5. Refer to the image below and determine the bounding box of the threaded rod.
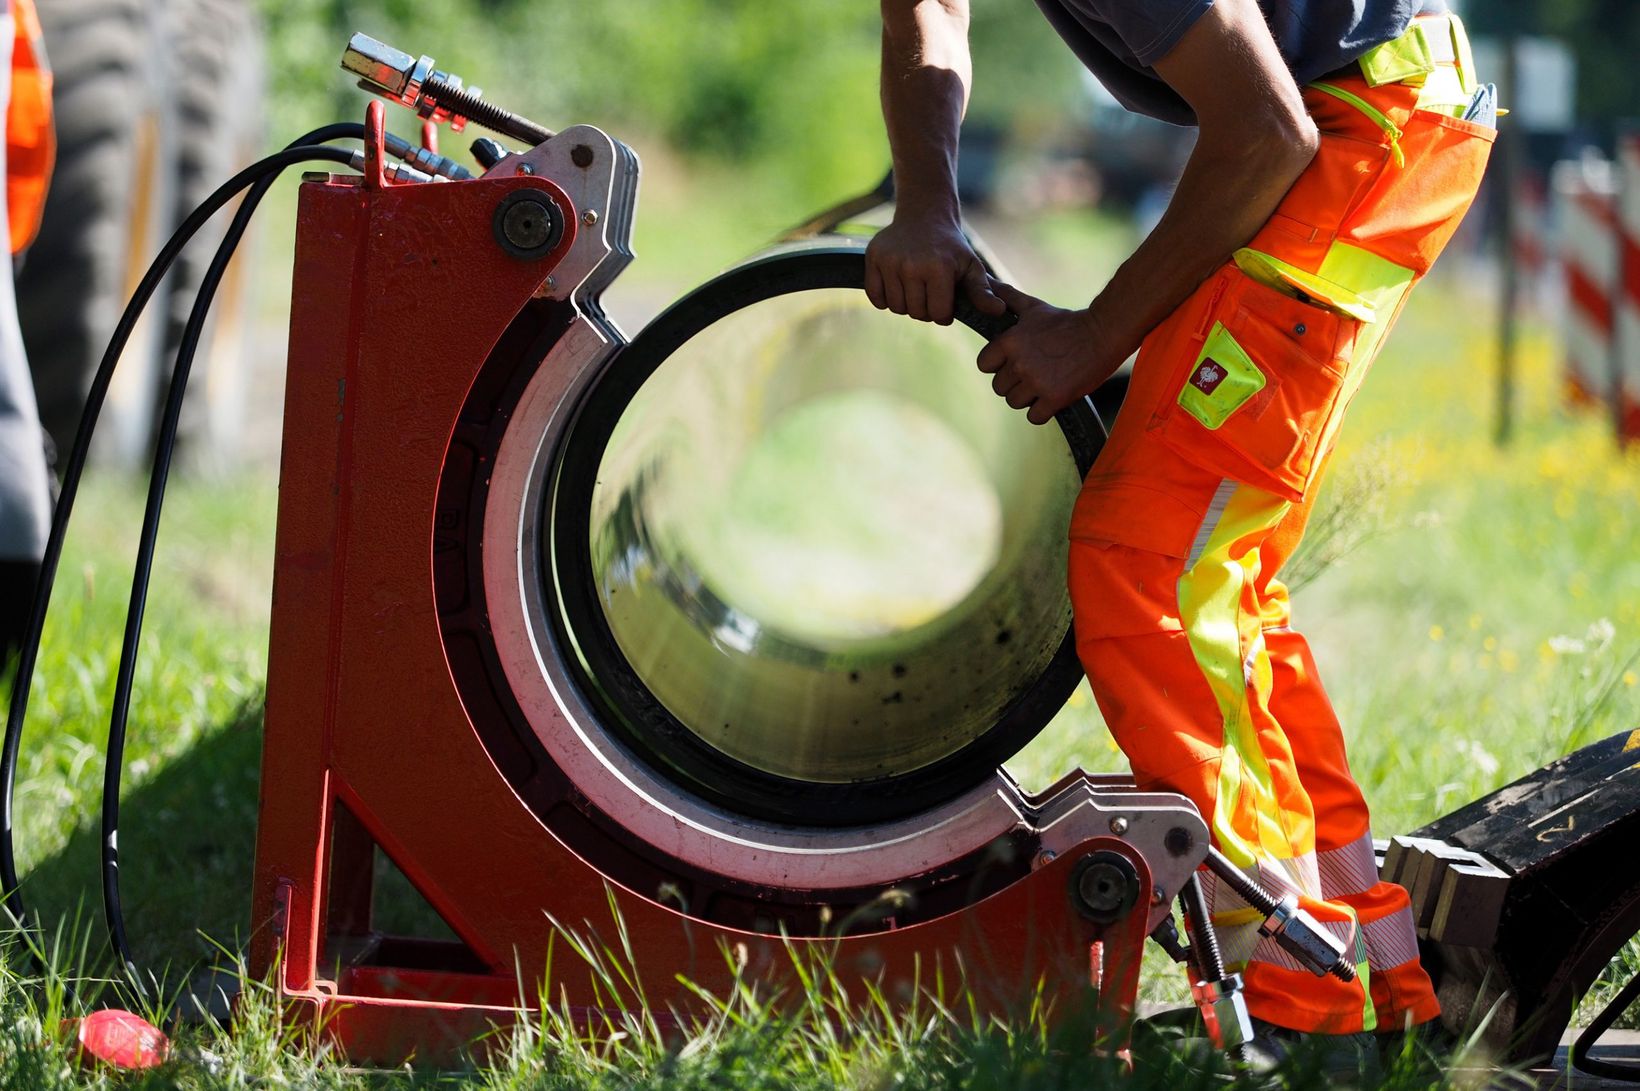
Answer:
[422,77,554,146]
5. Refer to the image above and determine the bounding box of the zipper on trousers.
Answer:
[1195,272,1232,339]
[1309,81,1406,168]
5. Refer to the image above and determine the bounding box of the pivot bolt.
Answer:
[1069,851,1141,924]
[1109,816,1129,835]
[502,200,553,249]
[493,189,564,261]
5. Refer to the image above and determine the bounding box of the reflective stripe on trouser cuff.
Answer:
[1317,831,1379,900]
[1223,898,1422,975]
[1225,909,1376,1032]
[1360,904,1422,970]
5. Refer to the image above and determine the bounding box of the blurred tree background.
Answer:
[1466,0,1640,143]
[256,0,1640,217]
[259,0,1085,212]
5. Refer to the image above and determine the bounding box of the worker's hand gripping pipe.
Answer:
[1203,845,1357,982]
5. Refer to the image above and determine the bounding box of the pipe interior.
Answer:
[586,289,1081,785]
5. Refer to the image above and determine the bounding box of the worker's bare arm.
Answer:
[980,0,1318,422]
[866,0,1004,324]
[1095,0,1318,364]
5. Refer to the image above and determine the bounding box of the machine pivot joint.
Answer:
[1069,851,1142,924]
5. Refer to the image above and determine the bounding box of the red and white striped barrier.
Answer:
[1513,170,1555,313]
[1615,134,1640,440]
[1552,154,1619,412]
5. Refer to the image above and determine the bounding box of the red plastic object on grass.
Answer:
[72,1009,169,1069]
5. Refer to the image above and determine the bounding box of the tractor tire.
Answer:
[165,0,266,472]
[15,0,179,468]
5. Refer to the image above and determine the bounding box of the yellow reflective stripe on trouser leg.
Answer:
[1177,481,1294,871]
[1354,911,1376,1031]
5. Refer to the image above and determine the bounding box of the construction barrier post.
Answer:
[1552,154,1620,430]
[1614,132,1640,443]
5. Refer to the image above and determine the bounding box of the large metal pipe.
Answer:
[546,243,1103,825]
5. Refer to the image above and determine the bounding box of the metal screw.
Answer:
[1152,886,1166,904]
[582,209,599,226]
[1109,816,1129,835]
[1295,323,1307,335]
[544,275,555,291]
[1033,849,1057,870]
[518,163,535,175]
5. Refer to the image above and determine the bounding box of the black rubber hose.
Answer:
[0,128,362,984]
[1572,964,1640,1082]
[101,134,369,991]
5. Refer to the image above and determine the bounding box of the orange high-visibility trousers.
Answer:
[1068,16,1493,1034]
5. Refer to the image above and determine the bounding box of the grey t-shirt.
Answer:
[1035,0,1448,126]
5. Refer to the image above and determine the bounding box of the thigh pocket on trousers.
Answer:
[1341,108,1496,275]
[1149,271,1357,503]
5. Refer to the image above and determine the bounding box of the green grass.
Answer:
[2,192,1637,1083]
[8,475,275,978]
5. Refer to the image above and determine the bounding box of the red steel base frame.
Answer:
[250,110,1153,1064]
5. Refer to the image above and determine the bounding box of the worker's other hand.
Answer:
[976,283,1117,426]
[864,212,1006,325]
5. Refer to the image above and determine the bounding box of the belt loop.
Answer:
[1357,22,1436,88]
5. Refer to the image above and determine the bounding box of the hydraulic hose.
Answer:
[0,127,363,988]
[101,133,371,990]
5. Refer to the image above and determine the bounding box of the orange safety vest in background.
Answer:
[7,0,54,255]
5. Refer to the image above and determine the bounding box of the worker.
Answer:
[867,0,1491,1065]
[0,0,53,664]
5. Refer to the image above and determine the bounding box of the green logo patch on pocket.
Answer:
[1178,322,1266,429]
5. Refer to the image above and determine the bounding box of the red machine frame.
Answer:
[248,108,1160,1063]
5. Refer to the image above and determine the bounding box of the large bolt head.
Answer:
[1068,850,1141,924]
[502,199,553,249]
[342,34,415,97]
[493,189,565,261]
